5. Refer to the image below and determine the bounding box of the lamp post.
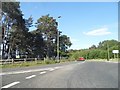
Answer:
[107,41,110,61]
[56,16,61,62]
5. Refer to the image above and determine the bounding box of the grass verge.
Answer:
[86,59,119,62]
[0,59,75,69]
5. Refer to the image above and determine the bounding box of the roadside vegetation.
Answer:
[0,59,75,68]
[68,40,120,61]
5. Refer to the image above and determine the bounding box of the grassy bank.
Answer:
[86,58,119,62]
[0,59,75,69]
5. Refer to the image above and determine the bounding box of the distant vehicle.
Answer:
[77,57,85,61]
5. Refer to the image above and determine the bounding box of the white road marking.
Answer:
[0,73,5,76]
[1,66,61,76]
[77,61,85,64]
[0,68,51,76]
[105,61,118,63]
[54,66,62,69]
[25,75,36,79]
[49,68,55,71]
[40,71,46,74]
[2,81,20,88]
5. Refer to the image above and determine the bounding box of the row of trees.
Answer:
[69,40,119,60]
[1,2,72,59]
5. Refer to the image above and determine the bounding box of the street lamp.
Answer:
[56,16,61,62]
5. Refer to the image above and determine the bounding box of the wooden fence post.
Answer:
[12,59,14,64]
[35,58,37,63]
[24,58,26,62]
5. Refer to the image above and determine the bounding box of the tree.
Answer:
[89,45,96,49]
[36,14,58,59]
[2,2,26,59]
[22,31,45,58]
[59,35,72,58]
[2,2,34,59]
[99,50,107,59]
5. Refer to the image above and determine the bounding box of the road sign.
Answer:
[112,50,119,54]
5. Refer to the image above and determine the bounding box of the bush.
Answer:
[45,60,56,64]
[45,60,50,64]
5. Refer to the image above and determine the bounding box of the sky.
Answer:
[20,2,118,50]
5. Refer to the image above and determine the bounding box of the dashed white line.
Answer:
[2,81,20,88]
[25,75,36,79]
[49,68,55,71]
[40,71,46,74]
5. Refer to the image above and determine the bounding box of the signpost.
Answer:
[112,50,119,59]
[112,50,119,53]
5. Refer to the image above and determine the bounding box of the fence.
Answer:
[0,58,38,65]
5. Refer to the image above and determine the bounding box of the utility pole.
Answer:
[107,41,110,61]
[56,16,61,62]
[57,30,59,61]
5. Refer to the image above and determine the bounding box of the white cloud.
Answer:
[69,44,92,50]
[83,27,111,36]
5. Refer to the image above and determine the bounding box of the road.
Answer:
[0,61,118,88]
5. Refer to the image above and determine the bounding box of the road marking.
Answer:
[40,71,46,74]
[25,75,36,79]
[2,81,20,88]
[49,68,55,71]
[54,66,62,69]
[105,61,118,63]
[1,67,62,76]
[0,73,5,76]
[77,61,85,64]
[0,68,51,76]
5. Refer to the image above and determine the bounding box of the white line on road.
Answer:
[1,67,62,76]
[54,66,62,69]
[49,68,55,71]
[105,61,118,63]
[40,71,46,74]
[2,81,20,88]
[25,75,36,79]
[77,61,85,64]
[0,68,51,76]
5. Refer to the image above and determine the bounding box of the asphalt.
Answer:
[1,61,118,88]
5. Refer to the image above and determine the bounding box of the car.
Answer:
[77,57,85,61]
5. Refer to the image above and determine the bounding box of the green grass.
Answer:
[1,59,74,69]
[109,58,119,62]
[86,58,119,62]
[1,61,51,68]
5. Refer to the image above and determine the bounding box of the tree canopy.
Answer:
[1,2,72,59]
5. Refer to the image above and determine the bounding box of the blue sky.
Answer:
[20,2,118,50]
